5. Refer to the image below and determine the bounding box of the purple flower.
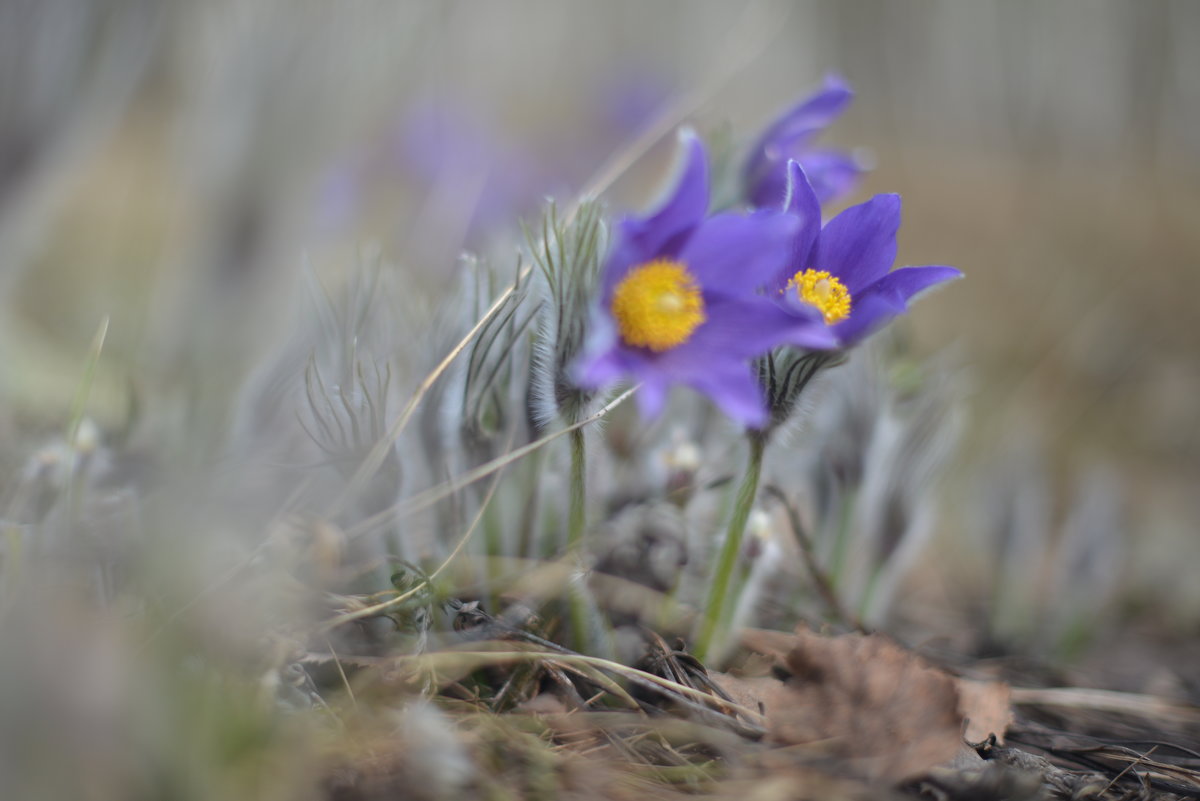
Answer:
[598,69,672,135]
[397,99,553,238]
[771,160,962,348]
[743,75,864,209]
[574,133,836,427]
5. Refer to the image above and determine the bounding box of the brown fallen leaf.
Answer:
[714,628,973,783]
[956,678,1012,745]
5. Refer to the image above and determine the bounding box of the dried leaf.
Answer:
[717,628,967,783]
[956,678,1012,745]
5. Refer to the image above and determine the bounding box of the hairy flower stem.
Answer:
[566,426,591,652]
[567,428,587,549]
[696,431,767,661]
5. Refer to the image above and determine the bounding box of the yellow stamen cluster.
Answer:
[788,269,851,324]
[611,259,706,352]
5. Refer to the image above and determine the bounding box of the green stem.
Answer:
[566,426,590,651]
[567,428,587,549]
[516,448,545,559]
[696,431,766,661]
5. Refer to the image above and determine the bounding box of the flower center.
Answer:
[788,269,851,324]
[611,259,706,352]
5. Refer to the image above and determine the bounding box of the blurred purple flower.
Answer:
[312,100,554,242]
[771,160,961,348]
[313,71,677,241]
[574,133,835,427]
[397,99,553,237]
[743,75,864,209]
[599,70,673,134]
[314,161,365,232]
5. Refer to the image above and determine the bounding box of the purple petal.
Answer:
[622,130,709,259]
[573,344,624,389]
[798,148,863,206]
[635,375,669,418]
[813,193,901,294]
[862,265,963,306]
[781,161,823,287]
[599,227,650,301]
[742,74,861,212]
[745,164,788,209]
[678,211,799,293]
[748,76,854,167]
[780,74,854,130]
[660,296,818,362]
[683,364,769,428]
[831,292,904,347]
[689,293,839,351]
[760,125,824,158]
[779,318,841,350]
[600,131,708,298]
[572,312,626,388]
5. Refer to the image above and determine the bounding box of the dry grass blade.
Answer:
[310,646,765,733]
[543,657,642,711]
[1011,687,1200,725]
[1027,738,1200,797]
[1095,748,1200,793]
[323,635,357,709]
[1102,745,1159,794]
[470,650,761,722]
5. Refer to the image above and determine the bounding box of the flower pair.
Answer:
[575,122,960,429]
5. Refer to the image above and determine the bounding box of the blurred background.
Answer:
[1,1,1198,794]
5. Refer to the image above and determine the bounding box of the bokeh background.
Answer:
[1,2,1198,793]
[7,1,1197,614]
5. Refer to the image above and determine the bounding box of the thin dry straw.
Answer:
[331,647,766,731]
[1010,687,1200,724]
[323,635,358,708]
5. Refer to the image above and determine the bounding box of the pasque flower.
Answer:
[574,132,835,427]
[772,160,962,348]
[743,75,863,209]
